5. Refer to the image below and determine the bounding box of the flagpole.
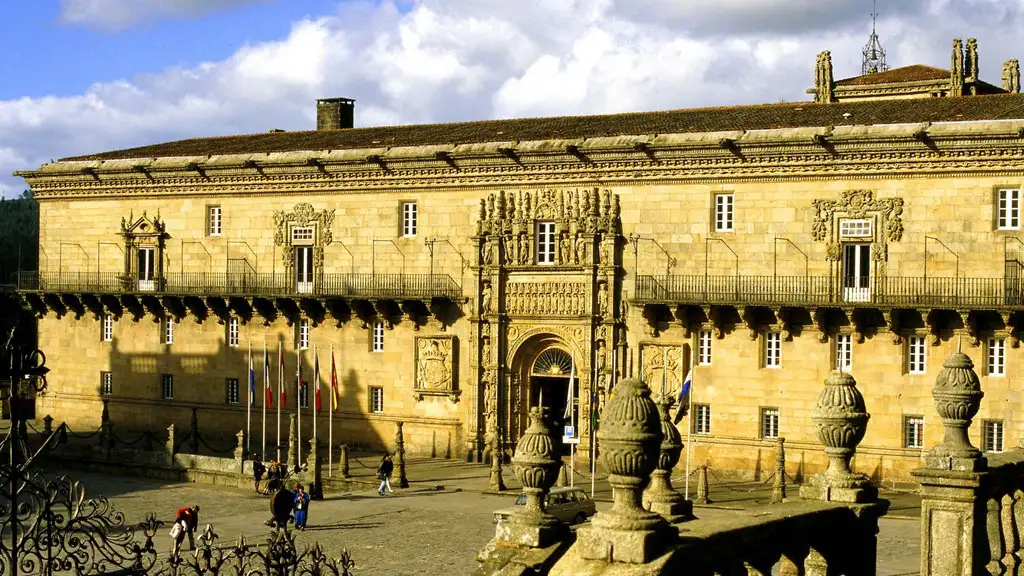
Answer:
[569,350,575,488]
[329,343,334,477]
[246,339,252,455]
[590,344,596,499]
[297,346,302,467]
[262,338,267,461]
[684,342,694,500]
[277,341,282,462]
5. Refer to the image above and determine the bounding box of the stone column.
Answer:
[234,430,247,475]
[190,407,199,455]
[306,437,323,500]
[770,437,787,504]
[496,406,564,548]
[287,414,299,473]
[911,351,987,576]
[395,421,409,488]
[694,465,711,505]
[487,419,506,492]
[339,444,350,478]
[165,424,176,468]
[577,377,671,564]
[642,395,692,522]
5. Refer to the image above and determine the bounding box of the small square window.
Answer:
[372,321,384,352]
[226,378,240,405]
[162,318,174,345]
[161,374,174,400]
[760,407,779,439]
[984,420,1005,453]
[100,372,113,396]
[102,315,113,342]
[835,333,853,371]
[907,336,926,374]
[228,317,239,348]
[291,226,314,243]
[535,221,555,265]
[764,332,781,368]
[694,404,711,435]
[714,193,734,232]
[207,205,222,236]
[698,330,712,366]
[370,386,384,414]
[904,415,924,449]
[402,202,418,238]
[987,338,1006,376]
[997,188,1020,230]
[297,319,310,350]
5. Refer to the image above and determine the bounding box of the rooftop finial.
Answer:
[862,0,889,75]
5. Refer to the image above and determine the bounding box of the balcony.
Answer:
[10,271,463,302]
[634,274,1024,310]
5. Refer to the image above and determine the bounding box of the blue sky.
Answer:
[2,0,1023,197]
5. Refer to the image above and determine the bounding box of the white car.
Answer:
[493,487,597,525]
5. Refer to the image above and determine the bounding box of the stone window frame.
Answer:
[227,317,239,348]
[811,190,904,275]
[535,221,556,265]
[400,201,418,238]
[369,386,384,414]
[296,318,310,351]
[161,374,174,401]
[983,419,1005,453]
[694,404,711,435]
[100,372,113,396]
[903,415,925,449]
[273,203,335,292]
[759,407,780,439]
[207,205,222,237]
[371,321,385,353]
[833,332,853,371]
[101,314,113,342]
[226,377,240,405]
[119,211,168,291]
[906,335,927,374]
[762,331,782,369]
[161,317,174,346]
[713,192,735,233]
[994,186,1022,231]
[986,337,1007,377]
[697,330,712,366]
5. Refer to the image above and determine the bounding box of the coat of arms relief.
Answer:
[415,336,459,402]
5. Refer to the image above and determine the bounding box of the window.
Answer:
[370,386,384,414]
[835,333,853,371]
[372,321,384,352]
[228,318,239,348]
[226,378,240,405]
[988,338,1006,376]
[760,408,779,439]
[698,330,712,366]
[137,247,156,291]
[907,336,927,374]
[714,193,734,232]
[839,218,873,239]
[295,246,314,294]
[764,332,781,368]
[535,221,555,265]
[102,315,113,342]
[299,383,309,408]
[161,375,174,400]
[162,318,174,345]
[984,420,1005,453]
[998,188,1021,230]
[297,319,310,350]
[100,372,113,396]
[402,202,417,237]
[904,416,924,449]
[291,226,314,242]
[207,205,222,236]
[694,404,711,435]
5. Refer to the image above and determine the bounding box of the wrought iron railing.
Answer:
[10,270,463,301]
[635,274,1024,308]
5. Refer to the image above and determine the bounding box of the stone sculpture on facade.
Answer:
[414,336,458,401]
[925,350,985,471]
[642,395,692,523]
[799,371,876,503]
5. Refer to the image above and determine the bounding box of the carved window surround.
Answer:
[118,211,167,290]
[273,203,335,283]
[812,190,904,266]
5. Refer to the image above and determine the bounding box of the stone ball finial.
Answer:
[927,351,985,471]
[511,407,561,520]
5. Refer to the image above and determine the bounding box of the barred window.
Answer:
[161,375,174,400]
[987,338,1006,376]
[998,188,1020,230]
[694,404,711,435]
[760,408,779,439]
[162,318,174,345]
[402,202,418,237]
[698,330,712,366]
[372,321,384,352]
[226,378,240,405]
[100,372,113,396]
[835,333,853,371]
[102,315,113,342]
[228,317,239,348]
[764,332,781,368]
[370,386,384,414]
[907,336,926,374]
[984,420,1005,453]
[904,416,924,449]
[714,193,734,232]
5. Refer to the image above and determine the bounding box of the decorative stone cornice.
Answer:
[15,120,1024,199]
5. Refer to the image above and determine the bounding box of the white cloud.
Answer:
[5,0,1024,198]
[59,0,272,31]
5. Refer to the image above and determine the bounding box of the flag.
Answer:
[330,348,339,411]
[314,350,322,413]
[264,344,272,407]
[248,344,256,407]
[673,368,693,425]
[279,344,287,406]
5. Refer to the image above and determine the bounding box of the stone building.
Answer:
[12,37,1024,482]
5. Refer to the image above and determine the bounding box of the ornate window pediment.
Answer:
[118,211,167,291]
[273,203,335,272]
[812,190,904,262]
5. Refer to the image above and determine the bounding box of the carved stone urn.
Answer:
[799,370,876,503]
[926,351,986,472]
[579,377,670,564]
[498,406,563,547]
[642,395,692,523]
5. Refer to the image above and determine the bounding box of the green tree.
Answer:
[0,189,39,280]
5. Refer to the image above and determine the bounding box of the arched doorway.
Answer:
[507,333,584,456]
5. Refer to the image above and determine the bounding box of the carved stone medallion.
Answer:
[414,336,459,402]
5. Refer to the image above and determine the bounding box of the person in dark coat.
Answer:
[172,505,200,554]
[252,458,266,494]
[376,453,394,496]
[267,487,295,531]
[266,459,281,494]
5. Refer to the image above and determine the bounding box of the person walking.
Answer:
[172,505,200,555]
[293,485,310,530]
[252,458,266,495]
[376,453,394,496]
[266,459,281,494]
[268,486,295,531]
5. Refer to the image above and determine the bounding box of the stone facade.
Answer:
[14,44,1024,483]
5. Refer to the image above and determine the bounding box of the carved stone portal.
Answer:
[414,336,459,402]
[273,203,336,271]
[811,190,904,264]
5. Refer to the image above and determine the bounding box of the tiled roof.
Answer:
[835,65,951,87]
[64,93,1024,161]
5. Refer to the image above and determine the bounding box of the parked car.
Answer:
[493,487,597,525]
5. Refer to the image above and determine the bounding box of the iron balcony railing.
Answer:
[11,271,464,301]
[635,274,1024,309]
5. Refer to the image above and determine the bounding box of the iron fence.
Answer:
[11,271,463,301]
[635,274,1024,308]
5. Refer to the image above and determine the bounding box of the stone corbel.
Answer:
[674,305,692,338]
[957,310,980,347]
[813,308,830,343]
[1002,312,1018,348]
[850,309,866,344]
[772,308,790,341]
[882,310,902,344]
[701,305,723,339]
[742,306,761,340]
[926,309,942,346]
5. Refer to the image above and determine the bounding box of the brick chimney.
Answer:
[316,98,355,130]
